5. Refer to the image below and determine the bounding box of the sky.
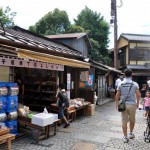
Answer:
[0,0,150,49]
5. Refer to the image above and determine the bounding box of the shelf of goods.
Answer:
[0,82,19,135]
[24,81,56,111]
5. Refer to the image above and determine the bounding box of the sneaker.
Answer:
[63,123,70,128]
[128,132,135,139]
[123,137,129,143]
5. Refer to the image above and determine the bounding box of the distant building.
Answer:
[110,33,150,88]
[47,33,92,57]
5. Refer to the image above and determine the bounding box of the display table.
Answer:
[18,116,60,143]
[75,102,91,117]
[50,101,91,118]
[0,127,15,150]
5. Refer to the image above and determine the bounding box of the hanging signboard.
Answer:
[79,74,94,88]
[0,56,64,71]
[85,75,94,87]
[80,71,89,81]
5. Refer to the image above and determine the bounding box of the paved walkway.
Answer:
[1,100,150,150]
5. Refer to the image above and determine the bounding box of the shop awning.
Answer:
[17,49,90,69]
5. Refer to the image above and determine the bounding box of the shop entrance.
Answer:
[97,75,107,104]
[14,68,59,112]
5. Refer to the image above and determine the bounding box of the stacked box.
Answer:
[0,96,7,113]
[6,83,18,96]
[85,104,95,116]
[6,96,18,112]
[6,120,18,134]
[0,82,18,135]
[0,82,7,124]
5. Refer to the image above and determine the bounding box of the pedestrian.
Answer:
[115,75,122,90]
[57,83,70,128]
[143,91,150,118]
[140,84,147,105]
[115,69,141,143]
[147,78,150,91]
[15,75,24,104]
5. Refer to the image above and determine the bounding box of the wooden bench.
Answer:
[0,128,15,150]
[0,134,15,150]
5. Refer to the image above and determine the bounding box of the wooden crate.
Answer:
[85,104,95,116]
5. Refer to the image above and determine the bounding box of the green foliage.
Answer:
[89,39,101,61]
[74,6,110,64]
[28,25,36,33]
[66,25,85,33]
[0,6,16,27]
[29,8,70,35]
[28,7,111,64]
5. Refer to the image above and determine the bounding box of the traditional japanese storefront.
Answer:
[0,26,91,112]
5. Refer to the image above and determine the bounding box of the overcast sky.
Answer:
[1,0,150,48]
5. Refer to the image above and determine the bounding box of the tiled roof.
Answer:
[47,32,92,50]
[121,33,150,42]
[127,64,150,70]
[90,59,122,74]
[47,33,87,39]
[0,26,82,57]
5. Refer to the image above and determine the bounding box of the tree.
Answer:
[74,7,110,64]
[0,6,16,27]
[29,8,70,35]
[66,25,85,33]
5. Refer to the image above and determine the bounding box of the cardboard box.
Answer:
[31,113,54,127]
[85,104,95,116]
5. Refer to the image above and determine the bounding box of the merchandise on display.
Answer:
[0,82,19,135]
[7,87,19,96]
[0,87,8,96]
[70,98,86,107]
[0,97,6,113]
[7,111,18,121]
[18,105,33,118]
[0,113,7,122]
[6,120,18,134]
[6,96,18,113]
[0,122,5,129]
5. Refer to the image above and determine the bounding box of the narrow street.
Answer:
[1,100,150,150]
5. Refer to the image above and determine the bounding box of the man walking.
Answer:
[115,75,122,90]
[116,69,141,143]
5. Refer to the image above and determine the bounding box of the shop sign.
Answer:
[79,74,94,88]
[80,71,89,81]
[0,57,64,71]
[85,75,94,87]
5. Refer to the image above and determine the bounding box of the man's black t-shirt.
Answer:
[57,91,69,107]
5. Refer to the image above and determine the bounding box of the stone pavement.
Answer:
[1,100,150,150]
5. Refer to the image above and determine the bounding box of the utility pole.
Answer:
[111,0,118,69]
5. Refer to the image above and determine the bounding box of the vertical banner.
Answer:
[67,73,71,99]
[67,73,71,90]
